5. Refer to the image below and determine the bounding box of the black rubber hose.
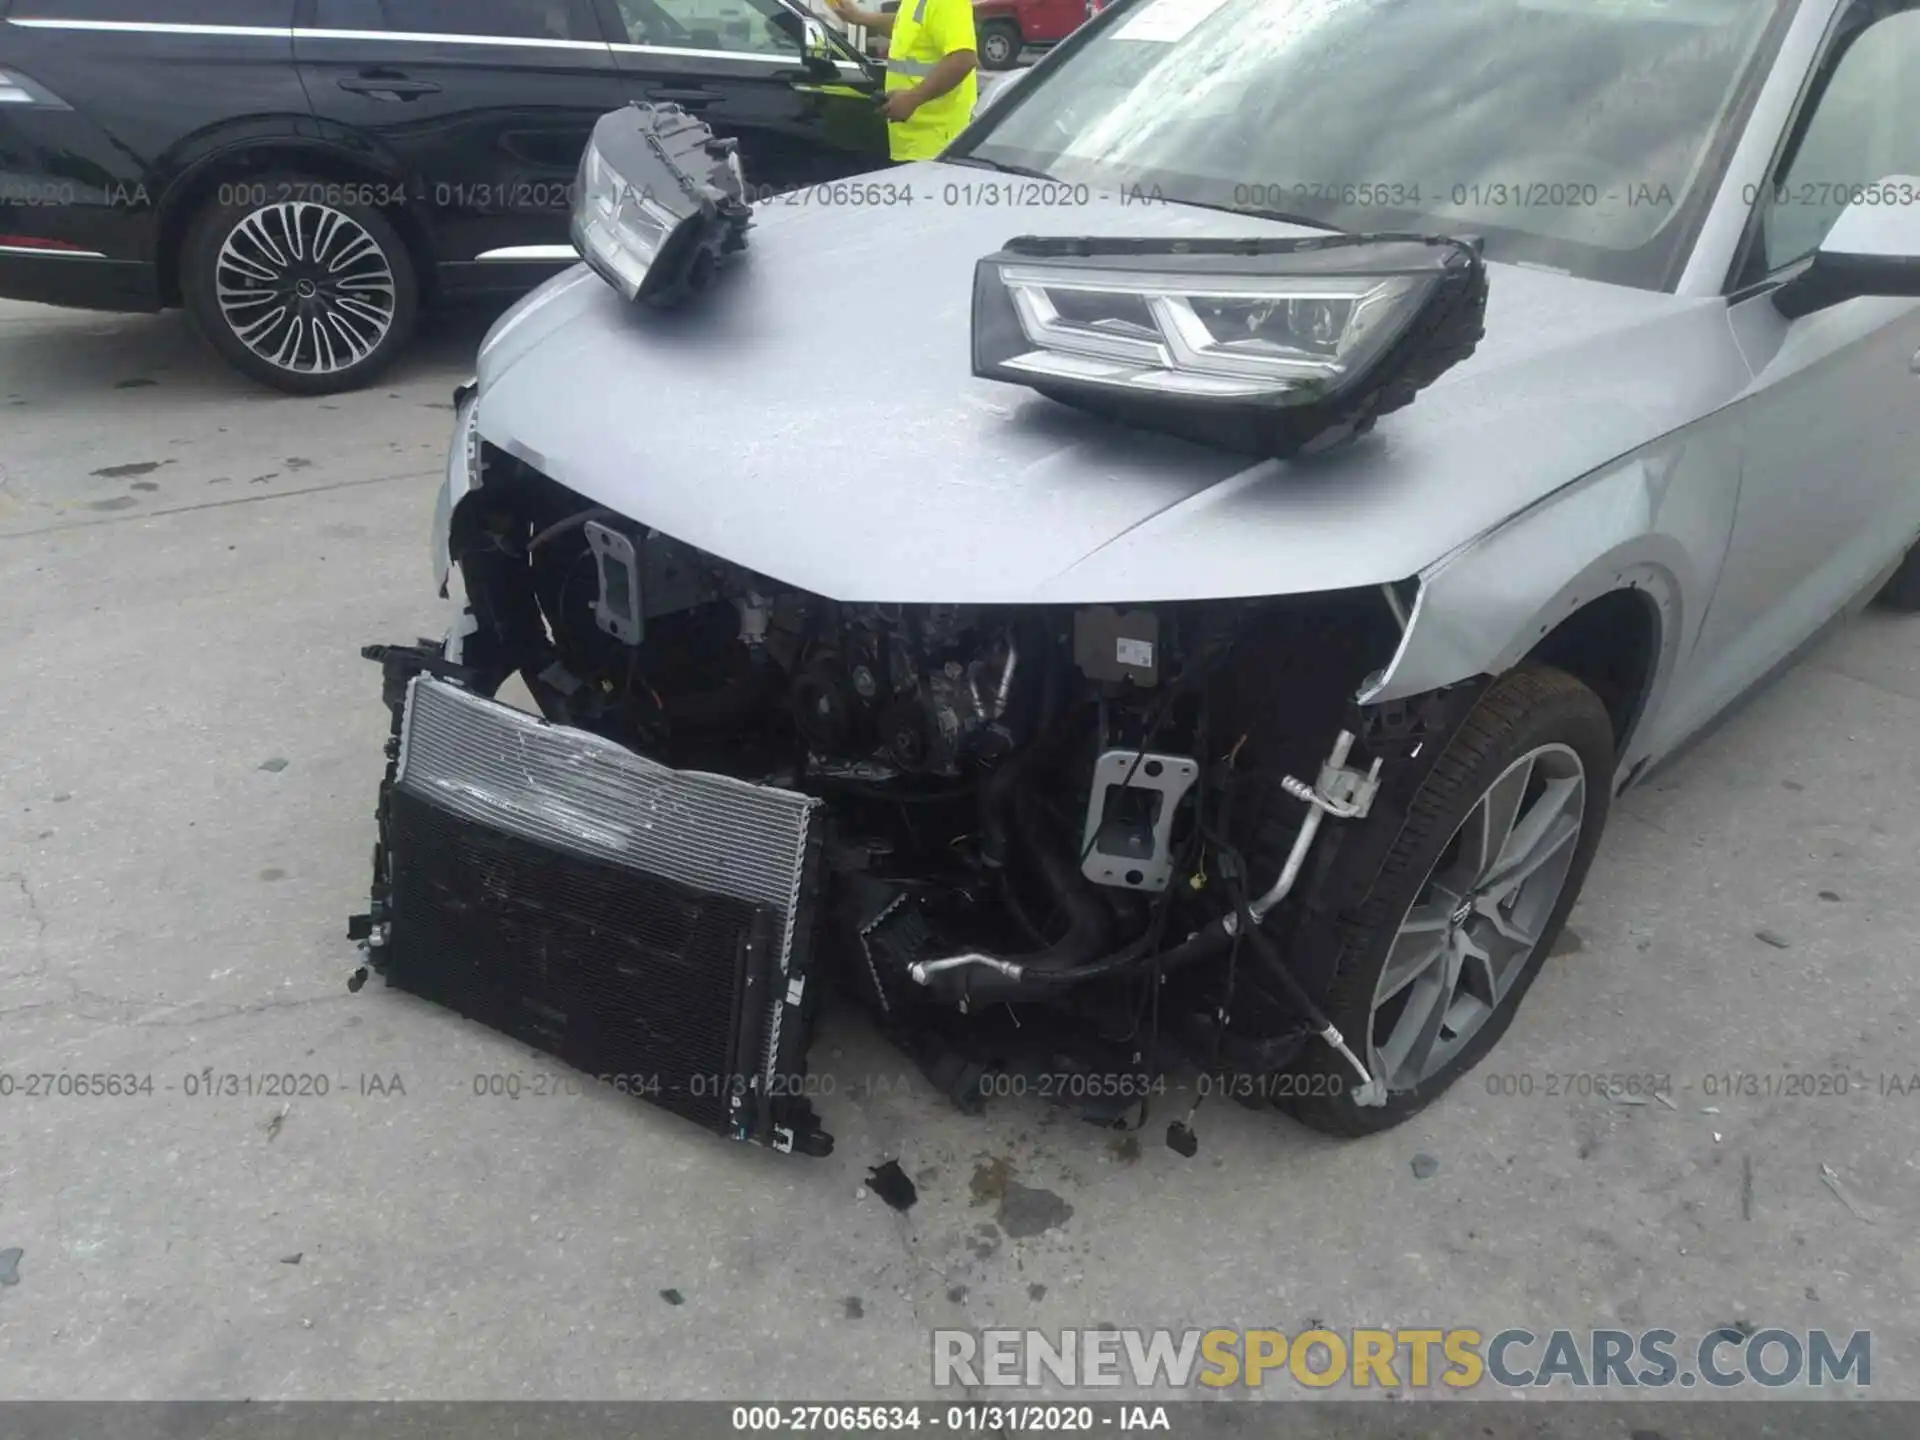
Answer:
[1015,913,1234,988]
[1231,898,1339,1036]
[981,633,1065,869]
[1000,785,1115,973]
[979,743,1027,870]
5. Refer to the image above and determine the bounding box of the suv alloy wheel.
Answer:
[180,174,419,395]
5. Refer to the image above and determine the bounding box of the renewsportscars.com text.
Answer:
[932,1326,1871,1391]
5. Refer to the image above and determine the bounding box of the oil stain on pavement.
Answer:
[969,1156,1073,1238]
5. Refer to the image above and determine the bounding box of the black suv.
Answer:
[0,0,887,392]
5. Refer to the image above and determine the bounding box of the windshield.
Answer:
[957,0,1795,289]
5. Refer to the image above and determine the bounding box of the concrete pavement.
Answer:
[1,296,1916,1401]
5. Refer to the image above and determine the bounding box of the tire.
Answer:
[978,20,1022,70]
[1872,541,1920,612]
[179,172,418,395]
[1279,665,1615,1137]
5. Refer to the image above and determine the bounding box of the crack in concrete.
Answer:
[1,869,353,1031]
[1809,659,1920,708]
[4,870,51,983]
[0,466,436,542]
[0,986,356,1029]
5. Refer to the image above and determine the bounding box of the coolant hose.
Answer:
[1001,786,1115,974]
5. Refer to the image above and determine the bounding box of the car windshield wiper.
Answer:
[944,154,1059,181]
[1172,196,1351,235]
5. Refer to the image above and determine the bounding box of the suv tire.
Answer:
[180,173,419,395]
[978,19,1022,69]
[1279,665,1615,1137]
[1872,540,1920,613]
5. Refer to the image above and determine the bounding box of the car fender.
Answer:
[1358,431,1745,778]
[150,116,342,214]
[149,120,414,278]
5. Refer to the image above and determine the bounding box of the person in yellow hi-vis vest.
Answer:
[826,0,979,161]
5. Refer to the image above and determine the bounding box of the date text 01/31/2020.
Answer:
[730,1404,1172,1432]
[0,1071,407,1099]
[1480,1070,1920,1099]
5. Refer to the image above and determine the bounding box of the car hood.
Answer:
[474,161,1745,604]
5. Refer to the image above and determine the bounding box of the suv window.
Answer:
[613,0,806,56]
[1760,7,1920,272]
[16,1,293,19]
[311,0,602,42]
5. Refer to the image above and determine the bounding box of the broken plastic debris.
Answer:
[258,757,289,773]
[0,1247,21,1286]
[1819,1163,1875,1224]
[866,1160,918,1212]
[1754,929,1791,949]
[1653,1091,1679,1111]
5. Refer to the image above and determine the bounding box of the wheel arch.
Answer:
[154,141,436,306]
[1358,455,1700,787]
[977,14,1024,47]
[1524,585,1664,765]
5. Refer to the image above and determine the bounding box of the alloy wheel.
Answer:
[1368,742,1588,1091]
[214,201,397,376]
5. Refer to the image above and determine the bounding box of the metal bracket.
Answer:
[584,520,645,645]
[1079,749,1200,892]
[1283,749,1384,822]
[1244,731,1382,924]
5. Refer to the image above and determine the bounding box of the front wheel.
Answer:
[1872,540,1920,613]
[180,174,418,395]
[1280,665,1615,1137]
[978,20,1022,70]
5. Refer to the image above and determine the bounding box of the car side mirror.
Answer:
[1773,175,1920,319]
[776,11,868,78]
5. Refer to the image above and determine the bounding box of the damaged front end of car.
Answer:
[347,104,1498,1160]
[352,502,1487,1157]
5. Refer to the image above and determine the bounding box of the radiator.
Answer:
[378,674,830,1154]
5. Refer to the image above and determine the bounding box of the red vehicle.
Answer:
[972,0,1089,70]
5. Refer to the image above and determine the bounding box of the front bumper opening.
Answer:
[355,652,832,1156]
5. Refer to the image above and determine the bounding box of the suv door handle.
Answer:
[339,71,441,101]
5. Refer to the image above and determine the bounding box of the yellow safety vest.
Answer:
[886,0,978,161]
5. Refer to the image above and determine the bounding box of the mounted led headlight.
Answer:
[972,234,1487,456]
[570,102,752,308]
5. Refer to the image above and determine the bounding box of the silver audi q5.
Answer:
[351,0,1920,1160]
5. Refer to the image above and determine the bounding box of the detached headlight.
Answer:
[972,234,1487,456]
[570,102,752,308]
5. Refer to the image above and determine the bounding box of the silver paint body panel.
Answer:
[454,0,1920,783]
